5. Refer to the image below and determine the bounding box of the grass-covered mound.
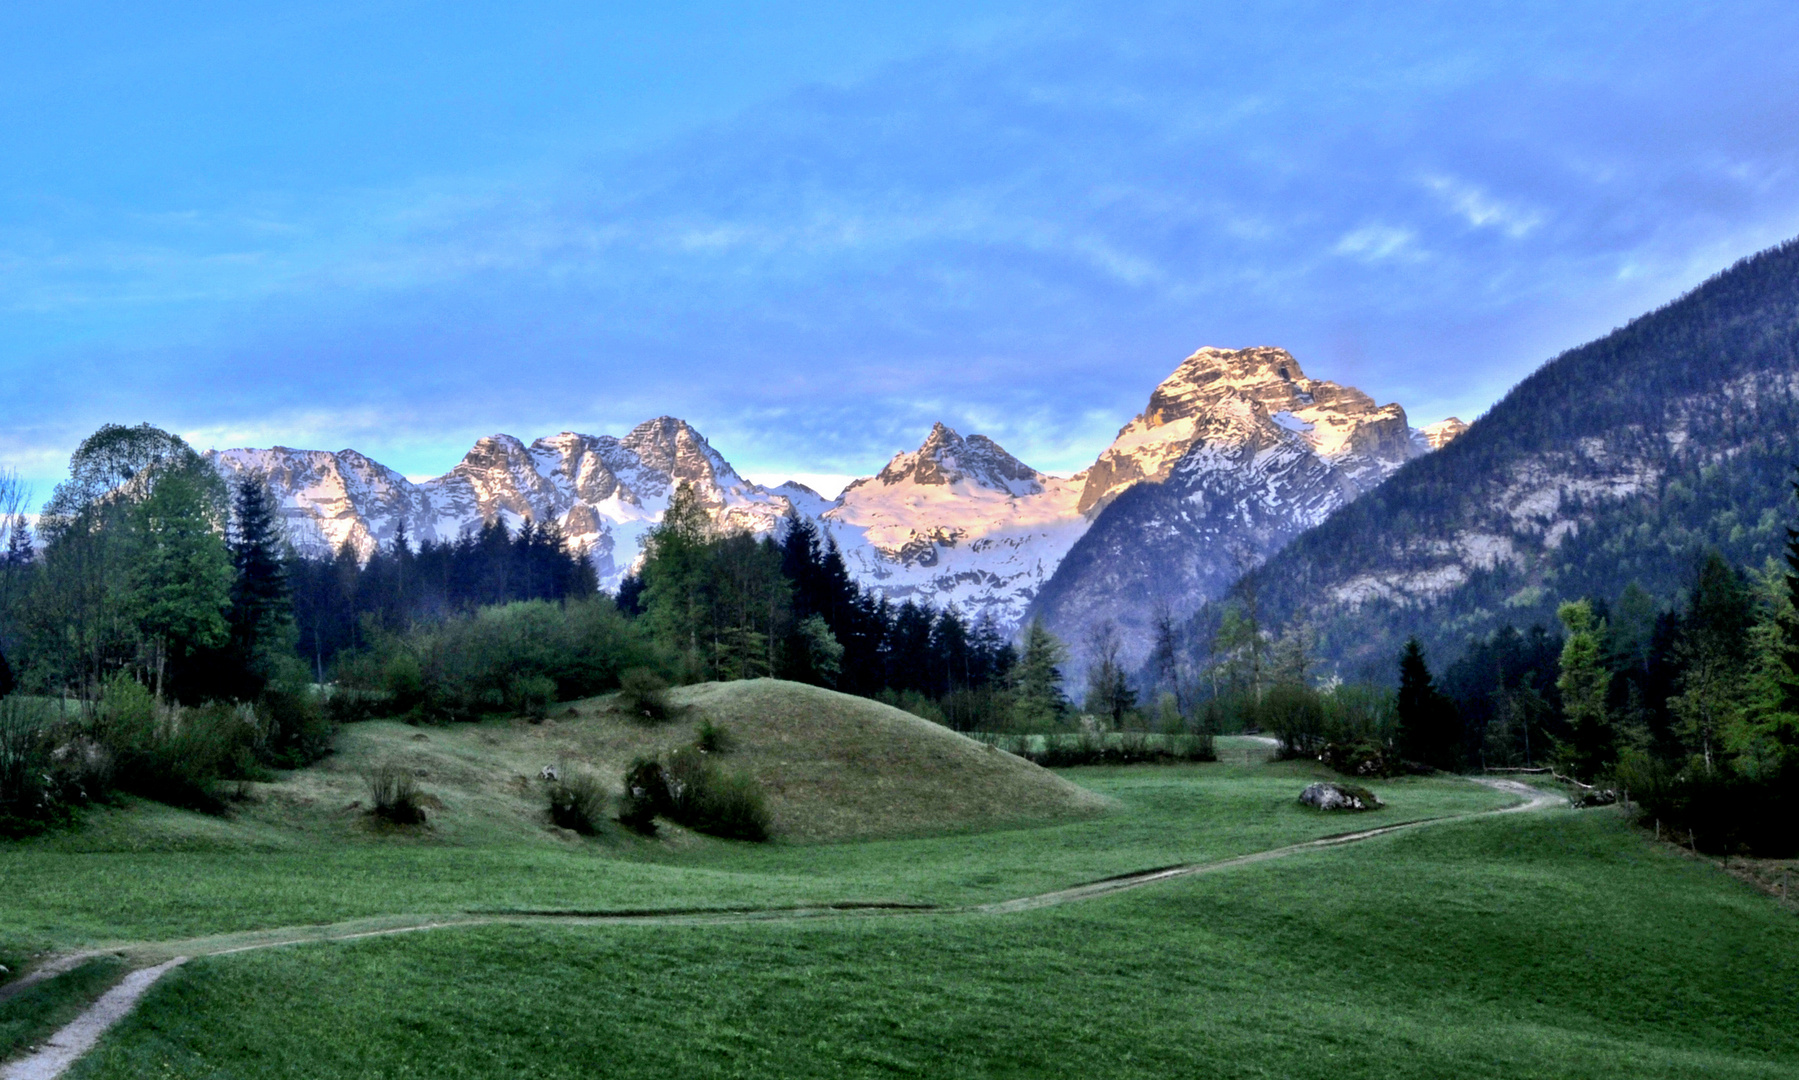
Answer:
[664,680,1111,841]
[139,678,1106,847]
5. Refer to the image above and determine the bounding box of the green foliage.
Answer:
[617,743,771,841]
[695,717,733,754]
[545,768,610,835]
[661,745,771,842]
[94,674,264,813]
[618,667,672,722]
[1555,599,1616,779]
[795,614,843,687]
[618,757,668,834]
[638,482,791,681]
[335,598,659,722]
[1262,682,1326,758]
[1082,622,1138,731]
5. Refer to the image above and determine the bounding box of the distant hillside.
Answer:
[1193,236,1799,679]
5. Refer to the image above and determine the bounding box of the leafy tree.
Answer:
[1011,619,1069,728]
[1556,600,1616,779]
[121,467,232,697]
[796,614,844,687]
[1083,621,1137,731]
[1669,553,1754,773]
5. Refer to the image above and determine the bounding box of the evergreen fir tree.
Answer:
[227,476,293,680]
[1011,619,1069,728]
[1397,637,1460,770]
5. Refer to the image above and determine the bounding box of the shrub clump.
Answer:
[695,717,733,754]
[618,744,770,841]
[546,768,610,834]
[618,757,669,834]
[997,730,1216,766]
[1318,739,1404,778]
[365,762,427,825]
[618,668,672,722]
[1,697,112,836]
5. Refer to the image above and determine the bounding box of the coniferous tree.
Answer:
[227,476,293,687]
[1012,619,1069,729]
[1397,637,1459,770]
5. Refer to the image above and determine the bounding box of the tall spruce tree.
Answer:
[227,476,293,686]
[1012,619,1069,729]
[1397,637,1459,770]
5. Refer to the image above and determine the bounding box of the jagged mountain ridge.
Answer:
[209,418,809,588]
[210,348,1461,636]
[1188,235,1799,680]
[1025,347,1436,667]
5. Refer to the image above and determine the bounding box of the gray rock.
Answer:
[1299,781,1382,811]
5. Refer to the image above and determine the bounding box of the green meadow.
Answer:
[1,699,1794,1078]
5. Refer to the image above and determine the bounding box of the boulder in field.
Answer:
[1299,781,1382,811]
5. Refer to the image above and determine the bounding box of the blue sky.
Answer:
[6,1,1799,501]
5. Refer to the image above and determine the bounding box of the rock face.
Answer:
[1026,346,1433,669]
[1299,781,1383,811]
[210,346,1455,638]
[1201,236,1799,676]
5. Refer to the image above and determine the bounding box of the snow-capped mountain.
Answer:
[209,345,1459,643]
[822,423,1089,628]
[1024,346,1446,668]
[209,418,809,589]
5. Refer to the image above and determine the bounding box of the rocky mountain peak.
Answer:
[1420,417,1469,449]
[864,423,1045,496]
[1077,345,1416,515]
[620,416,738,498]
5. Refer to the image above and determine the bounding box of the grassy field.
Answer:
[3,682,1793,1077]
[61,810,1799,1079]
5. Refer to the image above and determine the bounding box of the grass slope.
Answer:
[66,810,1799,1080]
[669,679,1110,840]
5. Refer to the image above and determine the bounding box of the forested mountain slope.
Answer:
[1192,236,1799,679]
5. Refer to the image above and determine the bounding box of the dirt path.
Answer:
[1,776,1561,1079]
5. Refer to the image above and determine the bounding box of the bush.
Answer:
[618,757,669,834]
[546,768,609,834]
[663,746,771,841]
[512,674,558,721]
[1318,738,1402,778]
[618,668,672,722]
[365,762,427,825]
[1003,730,1216,766]
[1616,752,1799,856]
[620,745,771,841]
[257,656,336,767]
[94,675,263,813]
[695,717,733,754]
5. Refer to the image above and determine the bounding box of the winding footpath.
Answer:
[1,777,1559,1080]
